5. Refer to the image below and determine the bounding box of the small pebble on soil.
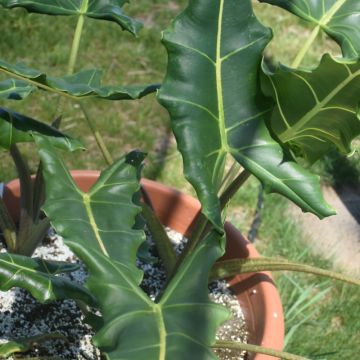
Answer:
[0,228,248,359]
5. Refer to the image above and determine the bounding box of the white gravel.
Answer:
[0,228,248,359]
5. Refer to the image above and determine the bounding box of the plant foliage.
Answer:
[37,137,229,359]
[0,60,159,101]
[0,0,142,35]
[158,0,335,231]
[262,55,360,163]
[260,0,360,58]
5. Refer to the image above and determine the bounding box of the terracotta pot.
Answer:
[3,171,284,360]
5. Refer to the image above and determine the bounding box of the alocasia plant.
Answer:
[0,0,158,257]
[0,0,360,359]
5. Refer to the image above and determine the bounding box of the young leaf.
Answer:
[38,138,229,359]
[158,0,335,231]
[0,252,95,304]
[262,55,360,163]
[260,0,360,58]
[0,108,83,151]
[0,79,35,100]
[0,0,142,35]
[0,61,159,101]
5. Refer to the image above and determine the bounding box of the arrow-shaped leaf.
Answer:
[259,0,360,58]
[158,0,335,230]
[0,0,142,35]
[0,61,159,101]
[38,138,229,359]
[0,108,83,151]
[0,252,95,304]
[72,231,229,360]
[0,79,35,100]
[262,55,360,163]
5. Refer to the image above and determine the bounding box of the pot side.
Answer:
[3,170,284,360]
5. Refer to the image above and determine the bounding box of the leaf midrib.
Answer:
[216,0,229,161]
[279,68,360,142]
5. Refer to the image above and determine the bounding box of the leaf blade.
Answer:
[0,60,159,101]
[0,252,95,304]
[158,0,335,229]
[38,139,229,359]
[262,55,360,163]
[259,0,360,58]
[0,108,83,151]
[0,0,142,35]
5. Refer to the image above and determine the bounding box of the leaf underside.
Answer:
[0,0,142,35]
[0,60,159,101]
[260,0,360,58]
[0,252,95,304]
[262,55,360,163]
[0,79,34,100]
[158,0,335,230]
[38,138,229,359]
[0,108,83,151]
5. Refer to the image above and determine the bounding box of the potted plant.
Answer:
[0,0,360,359]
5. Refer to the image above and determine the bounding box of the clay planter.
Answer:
[3,171,284,360]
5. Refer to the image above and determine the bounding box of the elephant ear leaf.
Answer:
[0,0,142,35]
[262,55,360,163]
[260,0,360,58]
[0,108,83,151]
[0,252,96,305]
[0,60,159,101]
[37,138,229,359]
[158,0,335,230]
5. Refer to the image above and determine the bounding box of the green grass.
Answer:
[1,2,360,360]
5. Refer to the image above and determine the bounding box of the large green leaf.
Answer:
[0,60,159,101]
[0,0,142,35]
[38,138,229,359]
[0,108,83,151]
[260,0,360,58]
[0,252,95,304]
[262,55,360,163]
[0,79,35,100]
[158,0,335,230]
[37,138,146,266]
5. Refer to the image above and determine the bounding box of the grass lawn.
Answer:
[0,1,359,359]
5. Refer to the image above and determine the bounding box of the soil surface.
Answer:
[290,185,360,275]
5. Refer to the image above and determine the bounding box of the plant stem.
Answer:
[80,103,114,165]
[220,170,251,210]
[10,145,33,253]
[0,196,17,252]
[67,15,86,76]
[218,161,241,195]
[63,11,114,165]
[172,169,251,277]
[141,202,177,276]
[291,25,320,68]
[211,258,360,286]
[213,341,309,360]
